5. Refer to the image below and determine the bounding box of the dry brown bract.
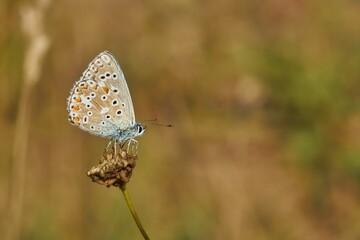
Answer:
[87,148,137,187]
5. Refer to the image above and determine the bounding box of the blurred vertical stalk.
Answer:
[120,184,150,240]
[5,0,50,240]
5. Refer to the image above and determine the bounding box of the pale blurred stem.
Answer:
[6,0,50,240]
[120,184,150,240]
[6,86,34,240]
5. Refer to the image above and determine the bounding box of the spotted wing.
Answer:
[67,51,136,138]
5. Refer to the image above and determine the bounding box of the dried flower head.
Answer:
[87,148,137,187]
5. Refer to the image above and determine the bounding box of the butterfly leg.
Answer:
[120,141,126,149]
[132,140,138,155]
[126,139,138,155]
[106,139,113,149]
[126,140,131,153]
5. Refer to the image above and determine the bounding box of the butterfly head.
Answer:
[135,123,146,137]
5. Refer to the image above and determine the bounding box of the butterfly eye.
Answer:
[138,125,143,133]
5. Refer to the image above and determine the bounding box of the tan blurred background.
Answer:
[1,0,360,239]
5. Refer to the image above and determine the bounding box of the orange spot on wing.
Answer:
[80,83,88,89]
[75,88,83,94]
[102,86,109,94]
[72,105,79,111]
[73,96,81,102]
[73,117,80,124]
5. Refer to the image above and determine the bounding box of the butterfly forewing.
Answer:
[67,51,136,139]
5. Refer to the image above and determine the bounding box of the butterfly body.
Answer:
[118,123,145,142]
[67,51,145,144]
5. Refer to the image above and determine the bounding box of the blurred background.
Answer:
[1,0,360,239]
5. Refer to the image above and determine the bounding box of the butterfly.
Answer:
[67,51,145,149]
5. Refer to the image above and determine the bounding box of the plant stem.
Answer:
[6,1,50,240]
[120,184,150,240]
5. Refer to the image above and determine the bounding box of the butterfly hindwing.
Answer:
[67,51,136,139]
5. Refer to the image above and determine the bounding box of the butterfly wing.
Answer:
[67,51,136,139]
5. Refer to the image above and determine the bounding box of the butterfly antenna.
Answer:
[150,122,173,127]
[141,118,159,124]
[141,118,173,128]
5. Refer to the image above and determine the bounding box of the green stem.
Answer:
[120,184,150,240]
